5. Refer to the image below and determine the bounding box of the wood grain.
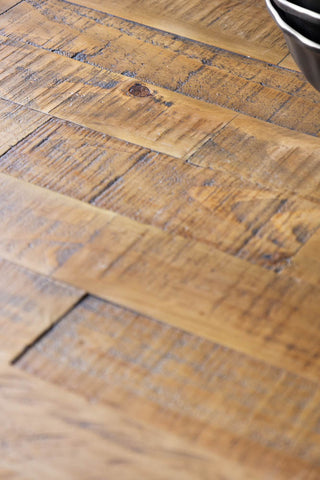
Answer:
[2,117,320,270]
[0,173,115,275]
[2,0,319,137]
[66,0,289,64]
[280,54,299,71]
[0,366,244,480]
[189,114,320,200]
[1,0,320,475]
[1,173,320,381]
[93,146,320,269]
[289,228,320,287]
[0,118,149,202]
[0,97,47,155]
[17,295,320,476]
[0,36,235,157]
[0,257,84,364]
[52,218,320,383]
[0,0,18,13]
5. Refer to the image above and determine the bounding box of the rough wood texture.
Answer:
[189,115,320,199]
[1,173,320,383]
[0,36,236,157]
[0,366,245,480]
[2,118,320,271]
[0,97,47,155]
[1,0,318,137]
[0,257,84,364]
[289,228,320,287]
[0,118,149,202]
[17,295,320,476]
[66,0,289,64]
[1,0,320,477]
[0,0,18,13]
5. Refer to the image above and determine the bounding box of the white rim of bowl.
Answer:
[266,0,320,49]
[274,0,320,21]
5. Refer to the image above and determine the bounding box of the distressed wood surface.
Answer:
[0,0,318,137]
[2,117,320,271]
[17,295,320,476]
[1,0,320,478]
[65,0,289,64]
[0,0,18,13]
[0,97,47,155]
[0,366,247,480]
[289,229,320,287]
[0,36,236,157]
[1,173,320,383]
[0,257,84,364]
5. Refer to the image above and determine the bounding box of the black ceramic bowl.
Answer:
[266,0,320,91]
[285,0,320,13]
[274,0,320,43]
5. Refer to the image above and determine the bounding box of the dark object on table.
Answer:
[285,0,320,12]
[266,0,320,92]
[274,0,320,42]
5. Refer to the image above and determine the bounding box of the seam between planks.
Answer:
[10,293,88,365]
[58,0,290,66]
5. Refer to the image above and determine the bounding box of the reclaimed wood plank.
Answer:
[92,149,320,270]
[1,0,318,136]
[1,173,320,381]
[0,0,19,14]
[279,54,299,71]
[0,118,149,202]
[17,295,320,477]
[0,36,236,158]
[0,0,318,476]
[288,228,320,287]
[0,97,47,155]
[188,114,320,201]
[0,366,243,480]
[66,0,289,64]
[2,117,320,271]
[0,257,84,364]
[0,173,115,275]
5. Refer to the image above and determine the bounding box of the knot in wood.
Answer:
[128,83,151,97]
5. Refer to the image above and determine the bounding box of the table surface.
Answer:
[1,0,320,478]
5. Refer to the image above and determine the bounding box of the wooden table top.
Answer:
[1,0,320,477]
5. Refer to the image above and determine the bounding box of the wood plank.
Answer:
[0,97,47,155]
[17,295,320,476]
[0,36,236,158]
[92,148,320,270]
[0,118,150,202]
[0,173,115,276]
[2,117,320,270]
[188,114,320,201]
[288,229,320,287]
[0,257,84,364]
[0,366,247,480]
[0,0,18,14]
[2,1,319,137]
[65,0,289,64]
[279,54,299,71]
[1,173,320,381]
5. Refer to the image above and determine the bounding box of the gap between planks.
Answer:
[64,0,290,66]
[1,172,320,383]
[0,1,317,140]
